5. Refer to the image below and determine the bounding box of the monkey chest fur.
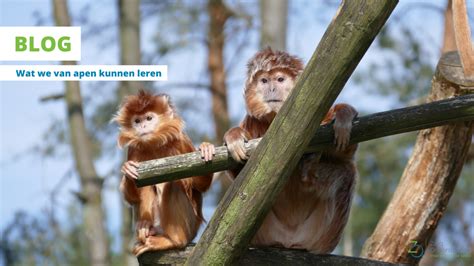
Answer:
[252,161,356,253]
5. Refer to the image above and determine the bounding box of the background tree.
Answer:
[52,0,110,265]
[118,0,142,265]
[207,0,232,142]
[260,0,288,50]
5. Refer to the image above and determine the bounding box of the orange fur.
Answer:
[224,49,358,253]
[228,104,358,253]
[115,90,212,256]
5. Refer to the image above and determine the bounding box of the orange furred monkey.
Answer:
[224,49,358,253]
[114,90,214,256]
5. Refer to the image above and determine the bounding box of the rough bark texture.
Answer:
[185,1,398,265]
[118,1,142,265]
[452,0,474,77]
[138,245,399,266]
[52,0,110,265]
[361,53,474,264]
[135,94,474,187]
[207,0,231,141]
[260,0,288,51]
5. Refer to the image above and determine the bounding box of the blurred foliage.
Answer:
[1,205,90,266]
[353,25,434,104]
[0,204,128,266]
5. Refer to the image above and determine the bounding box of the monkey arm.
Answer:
[120,176,140,204]
[321,103,358,125]
[189,174,213,193]
[224,125,252,164]
[321,103,358,160]
[134,185,157,243]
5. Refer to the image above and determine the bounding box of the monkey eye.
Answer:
[134,118,140,124]
[146,116,152,121]
[261,78,268,83]
[278,77,285,82]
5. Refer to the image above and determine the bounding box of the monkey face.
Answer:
[115,91,183,148]
[245,70,295,118]
[244,49,303,119]
[131,111,160,140]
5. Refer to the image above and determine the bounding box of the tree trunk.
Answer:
[207,0,231,142]
[52,1,110,265]
[255,0,288,195]
[118,1,142,265]
[361,52,473,264]
[186,1,397,264]
[259,0,288,51]
[119,0,142,97]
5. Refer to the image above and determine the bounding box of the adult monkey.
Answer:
[224,48,358,253]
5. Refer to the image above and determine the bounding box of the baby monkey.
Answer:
[115,90,214,256]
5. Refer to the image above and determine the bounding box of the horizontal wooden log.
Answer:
[137,245,397,266]
[136,94,474,187]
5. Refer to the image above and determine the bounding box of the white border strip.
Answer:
[0,65,168,81]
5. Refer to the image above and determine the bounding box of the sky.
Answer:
[0,0,472,255]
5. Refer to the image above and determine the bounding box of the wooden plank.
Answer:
[138,245,399,266]
[136,94,474,187]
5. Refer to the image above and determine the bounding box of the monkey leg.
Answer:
[134,182,200,256]
[308,168,356,253]
[136,186,156,243]
[133,235,179,256]
[300,157,357,199]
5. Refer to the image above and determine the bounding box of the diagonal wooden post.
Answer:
[185,1,398,265]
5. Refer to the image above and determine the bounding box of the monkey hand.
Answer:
[121,160,139,180]
[224,127,250,163]
[331,104,357,151]
[199,142,215,162]
[136,218,155,243]
[333,119,352,151]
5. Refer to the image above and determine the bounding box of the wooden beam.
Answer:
[135,94,474,187]
[138,245,397,266]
